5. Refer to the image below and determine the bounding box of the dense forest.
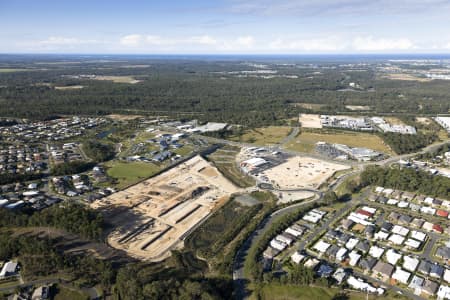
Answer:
[0,203,104,240]
[0,56,449,128]
[379,132,438,154]
[82,140,116,162]
[360,166,450,198]
[0,232,114,286]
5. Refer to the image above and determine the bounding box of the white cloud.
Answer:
[192,35,218,45]
[235,36,255,47]
[120,34,143,46]
[39,36,99,46]
[118,34,255,52]
[269,37,346,51]
[352,36,414,51]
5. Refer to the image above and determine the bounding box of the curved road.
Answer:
[231,138,449,300]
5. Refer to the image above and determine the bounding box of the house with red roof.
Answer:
[436,210,449,218]
[433,224,444,234]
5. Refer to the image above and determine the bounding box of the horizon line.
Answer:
[1,52,450,56]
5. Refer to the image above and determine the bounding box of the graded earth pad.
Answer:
[260,156,349,189]
[91,155,240,261]
[299,114,322,128]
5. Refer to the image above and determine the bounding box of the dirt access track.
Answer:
[91,155,240,261]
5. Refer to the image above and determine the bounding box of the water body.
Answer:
[96,128,116,139]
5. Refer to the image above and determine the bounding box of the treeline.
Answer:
[360,166,450,198]
[113,255,232,300]
[51,161,96,176]
[0,203,104,240]
[380,132,438,154]
[0,232,114,286]
[416,143,450,160]
[0,173,43,185]
[82,140,115,162]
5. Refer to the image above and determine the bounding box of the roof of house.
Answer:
[392,267,411,284]
[355,240,370,253]
[359,258,377,270]
[436,247,450,260]
[418,261,432,274]
[437,209,449,217]
[403,256,420,272]
[422,279,439,295]
[373,261,394,277]
[408,275,424,290]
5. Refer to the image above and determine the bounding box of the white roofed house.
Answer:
[444,269,450,283]
[438,285,450,300]
[336,247,348,262]
[270,239,287,251]
[392,267,411,285]
[313,240,331,254]
[349,251,361,267]
[0,261,18,278]
[369,245,385,259]
[276,234,293,246]
[291,251,306,264]
[385,249,402,265]
[388,234,405,245]
[403,256,420,272]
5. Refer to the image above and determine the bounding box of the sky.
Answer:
[1,0,450,54]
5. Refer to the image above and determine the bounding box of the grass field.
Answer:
[284,130,394,155]
[294,103,326,110]
[228,126,292,145]
[53,285,89,300]
[106,161,161,189]
[256,284,407,300]
[206,146,255,188]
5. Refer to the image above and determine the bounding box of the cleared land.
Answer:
[55,85,84,90]
[284,130,393,154]
[92,156,240,261]
[382,73,431,82]
[106,114,144,121]
[0,68,31,73]
[260,156,349,189]
[294,103,326,110]
[54,285,89,300]
[275,190,316,204]
[384,117,406,125]
[299,114,322,128]
[106,161,161,189]
[92,75,141,84]
[346,105,371,111]
[256,284,403,300]
[206,146,256,188]
[416,117,432,125]
[229,126,292,145]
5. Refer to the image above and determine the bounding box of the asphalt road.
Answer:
[232,197,320,299]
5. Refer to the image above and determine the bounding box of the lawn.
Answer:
[53,285,88,300]
[228,126,292,145]
[284,130,394,155]
[106,161,161,189]
[256,284,406,300]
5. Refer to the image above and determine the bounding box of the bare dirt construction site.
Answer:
[91,155,240,261]
[299,114,322,128]
[260,156,349,190]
